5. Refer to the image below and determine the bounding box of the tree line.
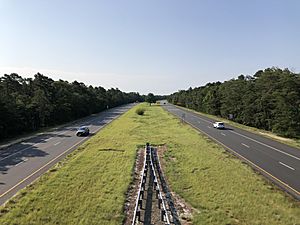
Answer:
[168,68,300,138]
[0,73,143,140]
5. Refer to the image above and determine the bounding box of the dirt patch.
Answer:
[123,148,145,225]
[157,145,195,225]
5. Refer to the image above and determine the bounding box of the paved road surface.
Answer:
[162,103,300,200]
[0,104,135,205]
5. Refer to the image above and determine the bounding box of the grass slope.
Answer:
[0,104,299,225]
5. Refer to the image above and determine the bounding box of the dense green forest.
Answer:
[0,73,143,140]
[168,68,300,138]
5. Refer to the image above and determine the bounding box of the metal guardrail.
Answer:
[131,145,148,225]
[131,144,172,225]
[153,148,181,225]
[149,147,171,224]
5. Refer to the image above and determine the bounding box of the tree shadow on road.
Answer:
[0,143,49,177]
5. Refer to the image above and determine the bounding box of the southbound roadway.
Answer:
[162,103,300,200]
[0,104,135,205]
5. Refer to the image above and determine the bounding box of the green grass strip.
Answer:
[0,103,299,225]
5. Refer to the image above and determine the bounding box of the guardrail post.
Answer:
[138,199,142,209]
[141,181,145,189]
[137,210,141,222]
[161,209,166,221]
[154,179,158,188]
[158,198,162,209]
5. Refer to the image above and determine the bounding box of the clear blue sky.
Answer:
[0,0,299,94]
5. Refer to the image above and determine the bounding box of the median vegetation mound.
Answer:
[0,104,299,225]
[135,108,145,115]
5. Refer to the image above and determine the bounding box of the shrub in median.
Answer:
[135,108,145,115]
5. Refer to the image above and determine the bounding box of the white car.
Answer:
[213,122,225,129]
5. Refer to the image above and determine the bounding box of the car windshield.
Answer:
[218,123,224,125]
[78,127,86,130]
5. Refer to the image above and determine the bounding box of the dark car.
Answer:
[76,126,90,136]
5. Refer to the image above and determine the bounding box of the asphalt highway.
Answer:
[162,103,300,200]
[0,104,135,205]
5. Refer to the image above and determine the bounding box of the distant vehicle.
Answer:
[76,126,90,136]
[213,122,225,129]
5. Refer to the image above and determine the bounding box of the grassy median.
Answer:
[0,104,299,225]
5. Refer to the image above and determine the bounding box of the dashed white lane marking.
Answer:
[221,133,226,136]
[198,121,201,124]
[279,161,295,171]
[178,108,300,162]
[207,126,211,129]
[191,114,212,123]
[241,143,250,148]
[0,144,39,162]
[229,130,300,161]
[0,105,132,200]
[54,142,61,146]
[15,159,28,167]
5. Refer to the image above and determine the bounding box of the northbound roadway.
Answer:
[162,103,300,200]
[0,104,135,205]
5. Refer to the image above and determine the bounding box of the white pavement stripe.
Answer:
[279,162,295,171]
[15,159,28,167]
[0,105,132,164]
[0,131,71,162]
[207,126,211,128]
[0,107,128,200]
[54,142,61,146]
[229,130,300,161]
[221,133,226,136]
[241,143,250,148]
[192,115,211,123]
[0,144,39,162]
[0,115,104,162]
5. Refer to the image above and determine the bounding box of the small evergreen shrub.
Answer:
[136,108,145,115]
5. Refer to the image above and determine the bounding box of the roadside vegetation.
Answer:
[168,67,300,139]
[177,106,300,150]
[135,107,145,115]
[0,73,143,141]
[0,104,299,224]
